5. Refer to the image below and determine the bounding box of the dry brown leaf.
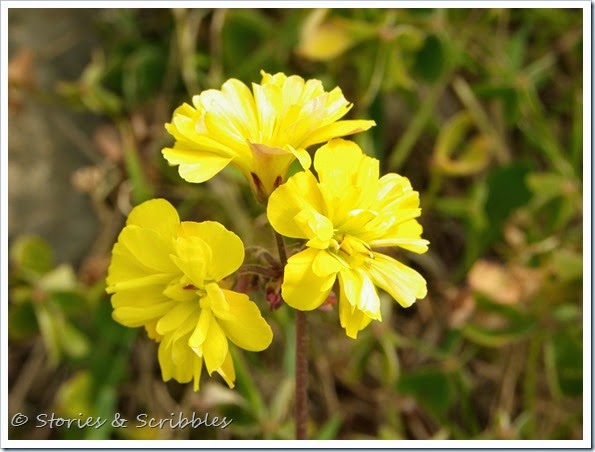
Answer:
[93,124,122,162]
[9,47,36,89]
[467,259,543,305]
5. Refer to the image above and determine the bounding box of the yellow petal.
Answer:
[314,138,379,200]
[179,221,245,281]
[155,301,198,335]
[215,350,236,389]
[188,306,212,354]
[287,146,312,170]
[338,209,377,235]
[338,268,381,320]
[301,120,376,149]
[214,290,273,351]
[367,253,427,308]
[294,208,334,249]
[144,320,161,341]
[281,248,335,311]
[204,282,230,311]
[368,219,430,254]
[202,78,258,139]
[106,273,173,293]
[267,170,325,239]
[192,353,203,391]
[338,283,373,339]
[115,226,177,273]
[126,198,180,239]
[171,236,211,286]
[162,281,198,303]
[162,147,233,183]
[202,316,229,375]
[252,81,281,141]
[166,111,237,156]
[112,301,176,328]
[110,286,170,309]
[158,317,197,384]
[312,249,346,277]
[313,140,379,216]
[313,138,364,182]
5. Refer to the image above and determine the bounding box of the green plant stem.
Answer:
[273,231,308,439]
[387,78,448,171]
[117,119,152,205]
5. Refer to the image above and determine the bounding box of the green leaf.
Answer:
[506,28,529,71]
[397,369,454,417]
[122,45,167,107]
[314,414,343,440]
[60,322,91,359]
[296,10,378,61]
[480,162,533,250]
[10,235,54,279]
[461,296,536,347]
[551,330,582,397]
[230,349,266,420]
[474,83,520,123]
[413,34,447,83]
[221,10,273,79]
[526,171,572,202]
[35,304,62,366]
[85,385,117,440]
[549,249,582,282]
[51,290,88,316]
[8,301,39,341]
[54,371,94,418]
[269,377,294,424]
[37,264,78,292]
[434,112,491,176]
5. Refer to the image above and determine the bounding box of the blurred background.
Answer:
[7,8,584,440]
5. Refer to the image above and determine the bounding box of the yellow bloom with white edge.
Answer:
[163,70,375,202]
[106,199,272,391]
[267,139,429,338]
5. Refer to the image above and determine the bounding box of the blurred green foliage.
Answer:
[8,7,583,440]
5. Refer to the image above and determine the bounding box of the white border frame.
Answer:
[1,1,591,449]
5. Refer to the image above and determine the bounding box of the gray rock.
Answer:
[8,9,103,265]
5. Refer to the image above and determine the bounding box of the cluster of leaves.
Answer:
[8,8,583,440]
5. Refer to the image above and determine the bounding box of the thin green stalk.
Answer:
[117,120,152,205]
[452,76,511,164]
[523,334,541,438]
[387,78,448,171]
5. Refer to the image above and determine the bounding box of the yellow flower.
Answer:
[163,70,375,202]
[106,199,272,391]
[267,139,429,338]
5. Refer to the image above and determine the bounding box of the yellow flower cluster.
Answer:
[106,70,428,391]
[163,70,375,202]
[267,139,428,338]
[106,199,272,391]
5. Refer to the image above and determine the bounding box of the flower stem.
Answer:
[273,231,308,440]
[295,309,308,440]
[274,230,288,268]
[237,263,280,279]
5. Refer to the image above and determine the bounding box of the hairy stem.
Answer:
[295,309,308,439]
[236,263,280,279]
[273,231,308,439]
